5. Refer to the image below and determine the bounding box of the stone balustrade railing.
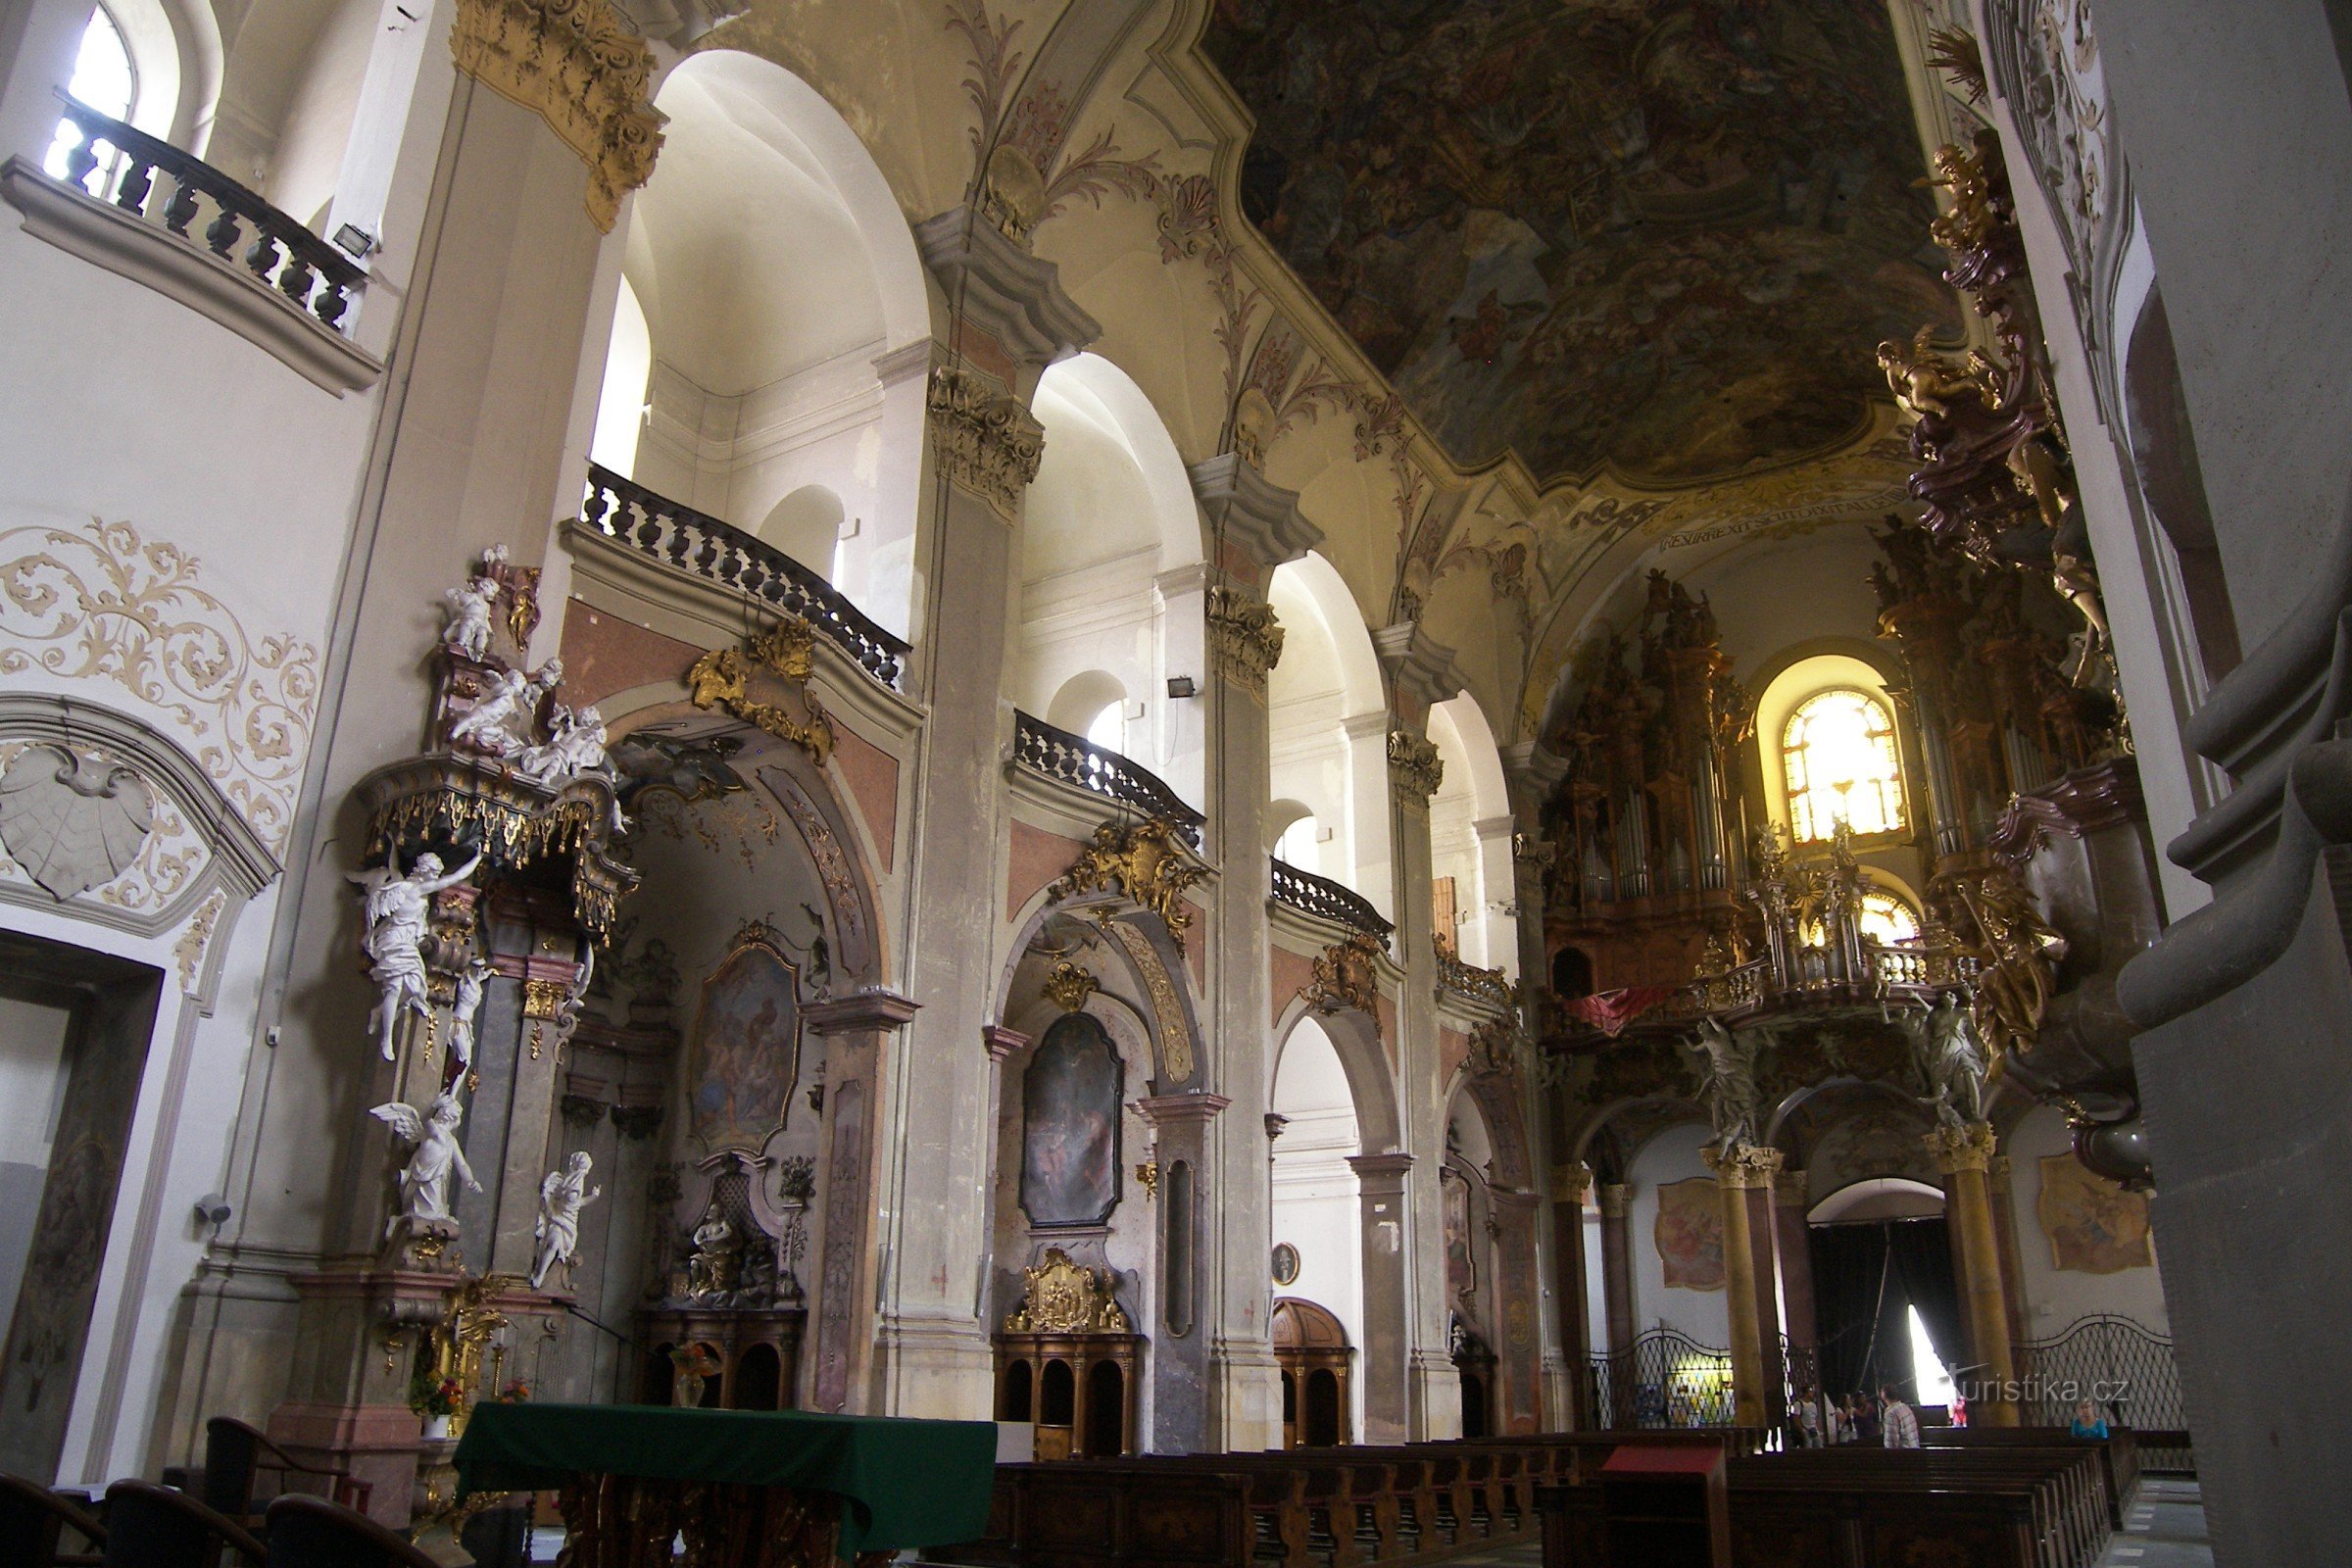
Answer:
[1270,857,1394,946]
[47,95,368,332]
[1008,711,1204,846]
[580,464,908,690]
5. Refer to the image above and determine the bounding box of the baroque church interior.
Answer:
[0,0,2338,1564]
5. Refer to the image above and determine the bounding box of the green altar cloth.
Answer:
[453,1403,998,1554]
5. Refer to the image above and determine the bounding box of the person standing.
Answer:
[1854,1393,1882,1445]
[1881,1385,1922,1448]
[2071,1399,2111,1440]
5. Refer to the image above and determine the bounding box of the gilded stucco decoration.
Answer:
[926,365,1046,521]
[1205,585,1285,701]
[686,616,835,765]
[1041,958,1100,1013]
[1303,930,1383,1019]
[1045,819,1207,947]
[1925,1117,1999,1175]
[1955,864,2068,1069]
[0,519,318,852]
[1387,729,1444,808]
[1004,1247,1129,1335]
[448,0,665,233]
[1102,916,1197,1084]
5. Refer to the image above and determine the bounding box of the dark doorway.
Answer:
[0,931,165,1477]
[1084,1360,1125,1456]
[1303,1368,1344,1446]
[1550,947,1594,1001]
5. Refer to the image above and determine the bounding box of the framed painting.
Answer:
[2038,1152,2155,1274]
[687,936,801,1152]
[1654,1177,1725,1291]
[1020,1012,1123,1228]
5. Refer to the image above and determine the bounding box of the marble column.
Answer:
[1348,1152,1415,1444]
[1930,1120,2019,1425]
[1988,1153,2032,1356]
[804,990,919,1414]
[1709,1143,1785,1430]
[1190,453,1316,1452]
[1597,1182,1636,1427]
[1773,1168,1818,1401]
[875,209,1094,1419]
[1549,1164,1594,1428]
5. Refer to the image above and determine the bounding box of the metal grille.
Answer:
[2012,1314,2186,1429]
[1585,1329,1737,1429]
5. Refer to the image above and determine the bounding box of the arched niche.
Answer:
[1268,552,1394,916]
[1426,693,1517,974]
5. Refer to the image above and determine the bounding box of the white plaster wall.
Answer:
[1582,1207,1609,1355]
[1627,1123,1732,1348]
[2004,1103,2171,1338]
[262,0,378,229]
[1270,1018,1363,1434]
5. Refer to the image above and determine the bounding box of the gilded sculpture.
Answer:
[447,0,664,233]
[1041,958,1100,1013]
[1205,585,1285,700]
[1304,930,1383,1017]
[1046,819,1207,945]
[1004,1248,1129,1335]
[1956,864,2069,1069]
[685,615,835,765]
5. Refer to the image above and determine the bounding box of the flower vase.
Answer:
[422,1412,452,1442]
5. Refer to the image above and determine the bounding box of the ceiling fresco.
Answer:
[1202,0,1965,488]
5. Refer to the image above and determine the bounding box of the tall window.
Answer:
[1782,688,1905,842]
[43,7,136,189]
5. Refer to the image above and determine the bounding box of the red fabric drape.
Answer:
[1561,986,1678,1037]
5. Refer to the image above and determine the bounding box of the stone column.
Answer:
[1348,1152,1415,1444]
[1490,1186,1545,1433]
[1549,1164,1594,1428]
[804,990,919,1414]
[1930,1121,2019,1425]
[1190,453,1317,1452]
[1988,1153,2031,1356]
[1709,1143,1785,1430]
[1597,1182,1636,1427]
[874,210,1094,1419]
[1136,1091,1233,1449]
[1774,1169,1817,1404]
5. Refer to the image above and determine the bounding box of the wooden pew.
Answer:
[1923,1425,2139,1523]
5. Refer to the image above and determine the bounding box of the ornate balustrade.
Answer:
[1436,946,1515,1011]
[47,95,367,332]
[579,464,908,690]
[1008,711,1204,846]
[1269,857,1394,946]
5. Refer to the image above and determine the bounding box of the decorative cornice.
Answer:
[982,1024,1031,1062]
[1188,454,1323,569]
[1373,621,1463,710]
[1347,1152,1415,1184]
[1988,758,2146,864]
[912,208,1100,368]
[1705,1143,1786,1190]
[804,989,920,1035]
[926,365,1046,521]
[1925,1118,1999,1174]
[448,0,663,233]
[1132,1092,1231,1128]
[1205,586,1285,700]
[1388,729,1445,807]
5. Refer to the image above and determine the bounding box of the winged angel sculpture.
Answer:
[368,1092,481,1239]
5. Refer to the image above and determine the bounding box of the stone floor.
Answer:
[2099,1478,2215,1568]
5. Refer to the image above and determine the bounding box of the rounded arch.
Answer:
[1031,353,1207,574]
[760,484,847,573]
[1271,1002,1400,1155]
[1808,1177,1945,1225]
[1428,694,1509,821]
[1269,552,1386,717]
[1269,550,1395,914]
[1271,1298,1351,1349]
[1044,669,1127,741]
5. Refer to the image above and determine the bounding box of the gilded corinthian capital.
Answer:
[1387,729,1445,808]
[1924,1118,1998,1174]
[449,0,664,232]
[926,365,1046,520]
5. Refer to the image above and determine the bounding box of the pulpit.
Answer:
[453,1403,995,1567]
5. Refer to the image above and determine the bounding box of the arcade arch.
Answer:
[1268,553,1394,915]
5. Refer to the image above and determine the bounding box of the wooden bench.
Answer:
[1924,1426,2138,1524]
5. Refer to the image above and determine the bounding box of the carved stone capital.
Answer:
[610,1102,664,1141]
[1132,1091,1231,1129]
[912,208,1100,368]
[559,1092,608,1128]
[1552,1163,1593,1204]
[1387,729,1446,808]
[1597,1182,1632,1219]
[1925,1118,1999,1174]
[1205,585,1285,701]
[926,365,1045,521]
[448,0,663,233]
[1705,1142,1786,1190]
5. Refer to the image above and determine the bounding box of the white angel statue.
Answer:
[450,665,532,757]
[530,1151,602,1290]
[1915,992,1988,1129]
[448,956,493,1070]
[369,1093,481,1237]
[515,704,609,787]
[440,574,500,662]
[349,847,482,1058]
[1682,1015,1760,1152]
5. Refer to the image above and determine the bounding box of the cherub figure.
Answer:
[530,1151,602,1290]
[440,573,500,662]
[451,665,532,757]
[348,847,482,1058]
[448,956,492,1070]
[369,1093,481,1237]
[1877,326,1994,422]
[515,703,609,786]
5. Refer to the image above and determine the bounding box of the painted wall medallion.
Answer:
[1272,1242,1301,1287]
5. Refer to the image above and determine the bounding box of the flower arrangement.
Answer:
[495,1380,532,1403]
[410,1369,465,1418]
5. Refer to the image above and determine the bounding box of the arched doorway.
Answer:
[1271,1298,1354,1447]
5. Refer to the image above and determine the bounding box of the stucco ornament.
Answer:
[514,702,610,787]
[1004,1248,1129,1334]
[1046,818,1208,947]
[926,364,1046,521]
[447,0,665,233]
[369,1092,482,1236]
[348,846,483,1058]
[440,572,500,662]
[448,956,493,1069]
[530,1151,602,1291]
[0,743,153,900]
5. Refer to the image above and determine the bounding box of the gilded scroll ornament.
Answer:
[1004,1248,1129,1335]
[685,615,835,765]
[1046,819,1207,945]
[1205,585,1285,701]
[1304,930,1383,1017]
[1387,729,1445,807]
[448,0,665,233]
[1103,917,1196,1082]
[926,365,1045,521]
[1041,958,1100,1013]
[1956,864,2068,1069]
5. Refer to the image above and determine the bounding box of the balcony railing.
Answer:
[1009,711,1204,846]
[579,464,909,690]
[48,95,366,333]
[1437,946,1515,1011]
[1270,857,1394,945]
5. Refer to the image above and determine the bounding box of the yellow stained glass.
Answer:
[1783,688,1905,842]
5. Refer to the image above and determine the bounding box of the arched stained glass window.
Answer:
[1781,688,1905,842]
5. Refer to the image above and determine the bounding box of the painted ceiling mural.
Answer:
[1201,0,1965,488]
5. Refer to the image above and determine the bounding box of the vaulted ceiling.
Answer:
[1202,0,1964,489]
